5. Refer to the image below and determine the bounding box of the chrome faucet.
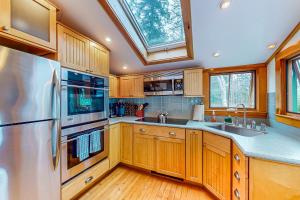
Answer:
[235,104,247,127]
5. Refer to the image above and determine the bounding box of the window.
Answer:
[210,71,255,108]
[287,56,300,114]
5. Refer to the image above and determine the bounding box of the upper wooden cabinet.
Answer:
[184,69,203,97]
[89,41,109,77]
[0,0,57,51]
[119,75,144,98]
[109,75,119,98]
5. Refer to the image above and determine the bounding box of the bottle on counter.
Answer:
[211,110,217,122]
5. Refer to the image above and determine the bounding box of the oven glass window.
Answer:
[68,87,105,115]
[144,80,173,92]
[67,127,104,169]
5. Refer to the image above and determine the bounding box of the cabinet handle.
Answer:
[234,189,240,199]
[234,154,240,162]
[169,132,176,136]
[234,171,240,181]
[2,26,9,31]
[85,176,94,184]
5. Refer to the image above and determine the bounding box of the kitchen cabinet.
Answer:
[203,131,231,200]
[109,124,120,169]
[109,75,119,98]
[232,143,249,200]
[186,129,203,184]
[184,68,203,96]
[249,158,300,200]
[0,0,57,51]
[119,75,144,98]
[89,41,110,77]
[133,132,154,170]
[120,123,133,165]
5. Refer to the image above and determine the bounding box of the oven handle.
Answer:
[61,84,109,91]
[61,127,109,144]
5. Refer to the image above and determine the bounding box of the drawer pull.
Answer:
[234,171,240,181]
[234,154,240,162]
[85,176,94,184]
[169,132,176,136]
[139,128,146,133]
[234,189,240,199]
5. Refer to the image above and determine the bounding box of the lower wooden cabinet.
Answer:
[249,158,300,200]
[203,132,231,200]
[186,129,203,184]
[133,133,154,170]
[109,123,120,169]
[120,123,133,165]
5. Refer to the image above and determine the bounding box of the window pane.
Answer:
[210,75,229,108]
[124,0,185,47]
[287,58,300,113]
[229,72,255,108]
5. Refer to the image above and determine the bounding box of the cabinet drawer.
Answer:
[62,159,109,200]
[203,131,231,153]
[134,124,185,139]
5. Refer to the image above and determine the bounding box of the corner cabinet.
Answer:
[109,75,119,98]
[119,75,144,98]
[184,69,203,96]
[0,0,57,51]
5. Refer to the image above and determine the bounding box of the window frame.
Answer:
[275,41,300,128]
[209,71,256,109]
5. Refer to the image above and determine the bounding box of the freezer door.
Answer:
[0,120,60,200]
[0,46,60,126]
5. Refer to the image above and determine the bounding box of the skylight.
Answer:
[121,0,185,50]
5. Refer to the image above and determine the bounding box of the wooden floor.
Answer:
[79,166,215,200]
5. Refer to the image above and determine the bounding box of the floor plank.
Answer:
[79,166,215,200]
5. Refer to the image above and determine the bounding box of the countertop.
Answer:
[109,116,300,166]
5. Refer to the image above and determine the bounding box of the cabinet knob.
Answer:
[234,153,240,162]
[234,171,240,181]
[2,26,9,31]
[234,189,240,199]
[169,132,176,136]
[139,128,146,133]
[85,176,94,184]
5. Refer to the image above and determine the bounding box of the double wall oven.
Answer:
[61,68,109,183]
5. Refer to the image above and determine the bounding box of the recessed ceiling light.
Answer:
[105,37,112,42]
[213,52,221,57]
[267,44,276,49]
[122,65,128,70]
[220,0,231,9]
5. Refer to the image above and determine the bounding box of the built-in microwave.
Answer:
[144,70,184,96]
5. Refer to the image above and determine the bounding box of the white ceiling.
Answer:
[51,0,300,75]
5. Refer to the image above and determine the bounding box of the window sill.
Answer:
[276,114,300,128]
[205,110,267,119]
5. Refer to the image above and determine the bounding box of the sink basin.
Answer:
[206,124,266,137]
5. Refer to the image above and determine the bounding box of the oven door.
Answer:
[61,121,109,183]
[144,80,174,95]
[61,83,109,127]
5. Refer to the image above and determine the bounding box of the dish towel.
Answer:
[90,130,101,153]
[76,134,90,161]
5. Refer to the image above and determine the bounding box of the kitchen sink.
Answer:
[206,124,267,137]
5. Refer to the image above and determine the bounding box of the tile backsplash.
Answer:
[110,96,203,119]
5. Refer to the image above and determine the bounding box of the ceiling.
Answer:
[51,0,300,75]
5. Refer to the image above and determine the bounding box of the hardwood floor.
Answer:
[79,166,215,200]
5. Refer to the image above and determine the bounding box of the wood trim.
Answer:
[266,22,300,64]
[203,63,267,118]
[276,114,300,128]
[97,0,193,65]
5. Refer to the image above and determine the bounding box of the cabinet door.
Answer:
[89,41,109,76]
[184,69,203,96]
[0,0,57,50]
[132,75,144,98]
[109,76,119,98]
[186,129,203,184]
[57,24,89,72]
[109,124,120,169]
[133,133,154,170]
[155,137,185,178]
[119,77,133,98]
[120,123,133,165]
[203,143,231,200]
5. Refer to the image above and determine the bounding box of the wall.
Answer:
[267,29,300,134]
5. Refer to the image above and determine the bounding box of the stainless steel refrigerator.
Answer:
[0,46,61,200]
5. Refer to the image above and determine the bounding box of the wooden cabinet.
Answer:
[120,123,133,165]
[119,75,144,98]
[89,41,109,76]
[155,136,185,179]
[109,124,120,169]
[203,131,231,200]
[184,69,203,96]
[109,75,119,98]
[0,0,57,51]
[232,143,249,200]
[249,158,300,200]
[186,129,203,184]
[133,133,154,170]
[57,24,90,72]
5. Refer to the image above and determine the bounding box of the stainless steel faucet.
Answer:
[235,104,247,127]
